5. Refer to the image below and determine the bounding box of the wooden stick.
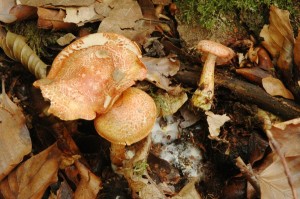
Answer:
[175,68,300,119]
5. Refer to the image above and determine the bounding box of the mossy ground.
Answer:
[175,0,300,36]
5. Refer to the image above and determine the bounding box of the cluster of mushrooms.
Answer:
[33,32,157,166]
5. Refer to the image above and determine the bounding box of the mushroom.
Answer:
[191,40,235,111]
[33,33,147,120]
[94,87,157,166]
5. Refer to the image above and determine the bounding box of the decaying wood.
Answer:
[176,68,300,119]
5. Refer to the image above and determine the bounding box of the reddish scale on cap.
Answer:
[34,33,147,120]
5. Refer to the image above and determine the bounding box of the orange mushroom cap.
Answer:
[34,33,147,120]
[94,87,157,146]
[197,40,235,65]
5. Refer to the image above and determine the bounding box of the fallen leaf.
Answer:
[262,76,294,99]
[236,67,271,85]
[56,33,76,46]
[153,90,188,116]
[172,177,201,199]
[260,6,294,80]
[255,118,300,199]
[64,3,104,26]
[179,103,201,128]
[141,56,182,94]
[0,0,16,23]
[258,156,300,199]
[0,143,62,199]
[271,118,300,157]
[97,0,155,42]
[73,161,102,199]
[37,7,76,31]
[205,111,230,138]
[0,80,32,182]
[294,30,300,73]
[18,0,95,7]
[0,29,48,79]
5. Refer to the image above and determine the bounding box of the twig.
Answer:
[235,156,261,195]
[175,68,300,119]
[265,130,298,199]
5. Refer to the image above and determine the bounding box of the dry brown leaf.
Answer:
[258,156,300,199]
[37,7,76,31]
[141,56,182,94]
[18,0,95,7]
[0,80,32,182]
[73,161,102,199]
[294,30,300,73]
[64,3,104,26]
[179,103,201,128]
[172,177,201,199]
[271,118,300,157]
[259,6,294,79]
[0,143,62,199]
[0,0,16,23]
[205,111,230,138]
[97,0,155,42]
[262,76,294,99]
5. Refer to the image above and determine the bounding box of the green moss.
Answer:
[175,0,300,35]
[7,20,64,59]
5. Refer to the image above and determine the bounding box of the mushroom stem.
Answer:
[110,144,126,166]
[191,53,217,110]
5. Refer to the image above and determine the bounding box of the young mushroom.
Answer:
[191,40,235,111]
[33,33,147,120]
[94,87,157,166]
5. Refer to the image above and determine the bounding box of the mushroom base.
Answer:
[191,88,213,111]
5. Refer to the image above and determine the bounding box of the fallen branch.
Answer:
[175,68,300,119]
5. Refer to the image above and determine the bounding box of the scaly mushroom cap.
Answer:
[33,33,147,120]
[94,87,157,146]
[197,40,235,65]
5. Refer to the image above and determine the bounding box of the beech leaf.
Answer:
[64,3,104,25]
[258,156,300,199]
[259,6,294,79]
[0,80,32,182]
[141,56,182,94]
[18,0,95,7]
[0,30,48,79]
[0,0,16,23]
[97,0,155,42]
[262,76,294,99]
[0,143,62,199]
[205,111,230,138]
[74,161,102,199]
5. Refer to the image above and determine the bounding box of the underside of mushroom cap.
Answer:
[33,33,147,120]
[197,40,235,65]
[94,87,157,146]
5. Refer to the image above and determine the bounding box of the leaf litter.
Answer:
[0,2,300,199]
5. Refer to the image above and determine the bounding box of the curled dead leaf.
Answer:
[262,76,294,100]
[74,161,102,199]
[0,0,16,23]
[0,80,32,182]
[205,111,230,138]
[0,143,62,199]
[142,55,182,94]
[0,29,48,79]
[37,7,76,31]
